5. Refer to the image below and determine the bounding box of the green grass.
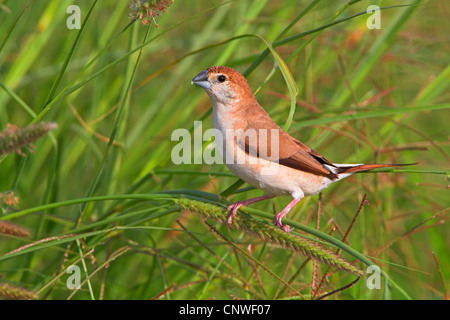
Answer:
[0,0,449,300]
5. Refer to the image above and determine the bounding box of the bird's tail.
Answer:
[333,163,416,178]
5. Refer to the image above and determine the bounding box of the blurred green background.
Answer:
[0,0,448,300]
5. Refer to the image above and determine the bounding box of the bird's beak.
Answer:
[191,70,211,90]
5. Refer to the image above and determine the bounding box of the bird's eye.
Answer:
[217,75,227,82]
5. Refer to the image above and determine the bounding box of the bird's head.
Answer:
[192,66,255,105]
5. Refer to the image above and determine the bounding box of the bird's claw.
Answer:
[226,202,243,227]
[274,213,294,233]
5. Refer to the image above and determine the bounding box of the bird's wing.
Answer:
[235,106,337,179]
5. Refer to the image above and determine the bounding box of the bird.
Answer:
[192,66,414,232]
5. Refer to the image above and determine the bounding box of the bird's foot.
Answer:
[226,201,244,227]
[274,211,294,233]
[226,195,274,228]
[273,197,302,233]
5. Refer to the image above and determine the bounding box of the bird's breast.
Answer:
[210,105,336,198]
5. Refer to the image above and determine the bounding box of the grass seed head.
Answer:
[129,0,174,27]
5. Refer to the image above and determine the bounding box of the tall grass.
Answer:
[0,0,448,300]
